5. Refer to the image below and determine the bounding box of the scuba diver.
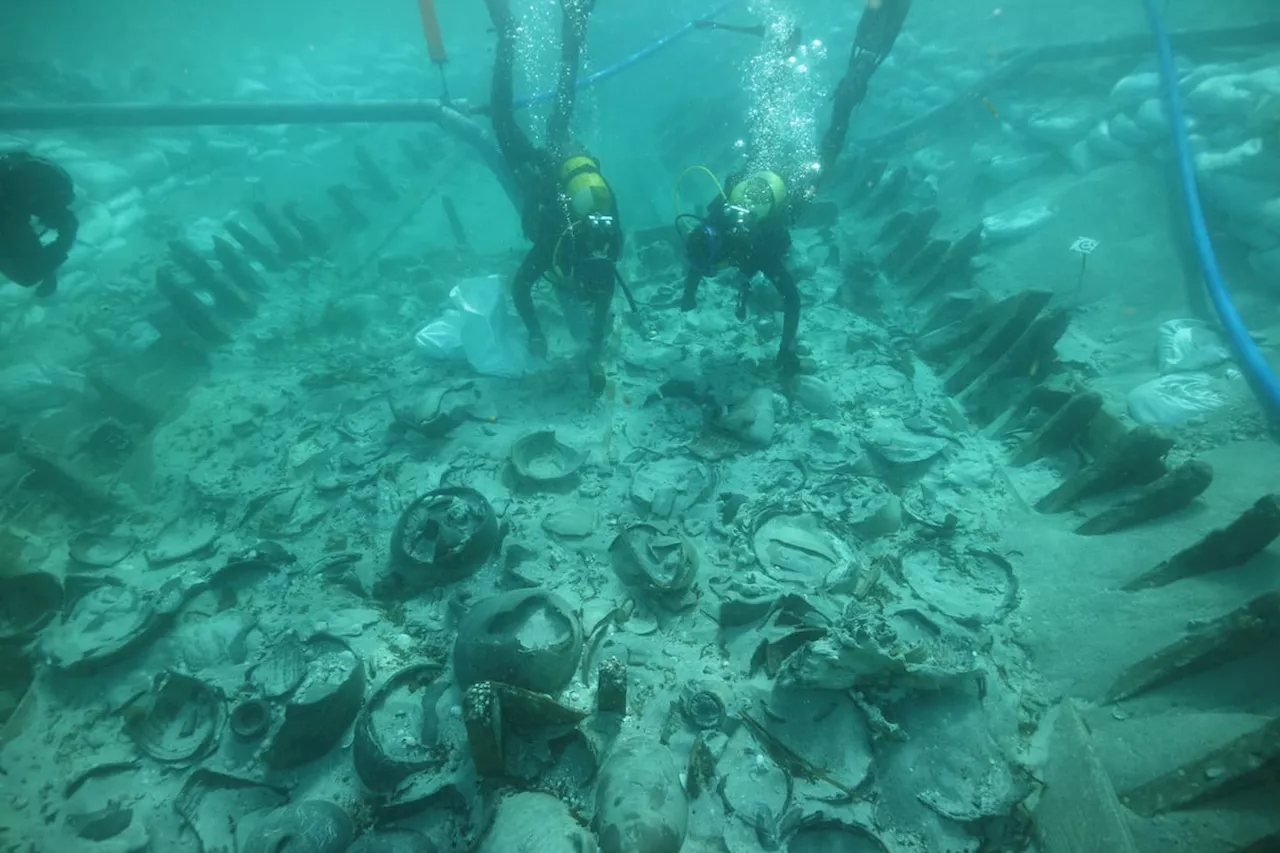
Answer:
[680,169,802,376]
[483,0,625,395]
[0,150,78,297]
[676,0,911,376]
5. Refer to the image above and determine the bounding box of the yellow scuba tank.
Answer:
[728,170,788,221]
[560,155,614,219]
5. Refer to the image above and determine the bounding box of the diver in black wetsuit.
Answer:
[484,0,624,395]
[681,169,802,375]
[0,150,78,297]
[677,0,911,376]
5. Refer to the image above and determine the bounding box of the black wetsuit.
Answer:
[0,151,78,296]
[681,179,801,374]
[817,0,912,178]
[486,0,622,390]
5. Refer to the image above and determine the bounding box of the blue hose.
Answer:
[1144,0,1280,422]
[514,0,744,109]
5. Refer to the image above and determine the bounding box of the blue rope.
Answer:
[513,0,745,109]
[1144,0,1280,422]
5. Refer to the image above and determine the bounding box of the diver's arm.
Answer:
[0,229,47,288]
[38,204,78,266]
[0,211,65,290]
[817,0,911,180]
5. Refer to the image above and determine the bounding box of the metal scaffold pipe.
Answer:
[0,99,520,205]
[0,99,463,130]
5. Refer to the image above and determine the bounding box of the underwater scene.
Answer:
[2,0,1280,850]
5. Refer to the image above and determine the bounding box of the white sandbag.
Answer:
[1106,113,1152,149]
[1025,112,1092,151]
[1128,373,1225,425]
[185,216,233,250]
[1133,98,1169,135]
[1248,67,1280,97]
[203,137,252,162]
[68,159,133,200]
[76,202,114,248]
[107,187,144,215]
[153,137,196,168]
[1110,71,1160,106]
[1184,74,1255,120]
[1195,138,1273,180]
[234,78,272,98]
[1066,139,1095,175]
[1156,319,1230,374]
[0,362,87,415]
[124,147,170,188]
[976,151,1052,185]
[111,204,147,238]
[1086,120,1138,161]
[146,175,183,199]
[982,204,1056,247]
[1178,62,1230,95]
[1198,172,1280,221]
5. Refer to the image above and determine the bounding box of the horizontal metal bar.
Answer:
[0,99,458,130]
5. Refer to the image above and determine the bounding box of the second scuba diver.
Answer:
[681,169,802,376]
[676,0,911,377]
[484,0,624,395]
[0,149,79,297]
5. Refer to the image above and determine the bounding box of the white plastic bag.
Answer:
[1127,372,1225,426]
[414,274,533,378]
[1156,318,1229,374]
[414,308,465,359]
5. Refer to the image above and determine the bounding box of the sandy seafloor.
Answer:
[3,14,1280,853]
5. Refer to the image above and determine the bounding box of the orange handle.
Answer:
[418,0,447,64]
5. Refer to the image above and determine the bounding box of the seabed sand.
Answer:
[3,7,1280,853]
